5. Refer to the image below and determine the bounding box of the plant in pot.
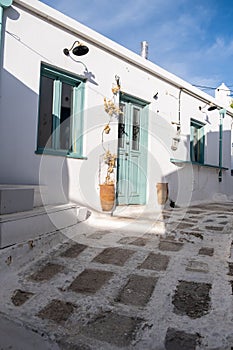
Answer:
[99,82,122,212]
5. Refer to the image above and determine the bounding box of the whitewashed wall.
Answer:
[0,0,232,212]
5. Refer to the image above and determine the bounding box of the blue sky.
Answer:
[40,0,233,96]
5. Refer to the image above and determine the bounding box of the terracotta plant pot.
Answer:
[99,184,115,211]
[156,183,168,205]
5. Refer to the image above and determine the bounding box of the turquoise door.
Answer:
[117,94,149,205]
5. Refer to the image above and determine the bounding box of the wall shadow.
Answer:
[162,129,232,208]
[0,67,70,206]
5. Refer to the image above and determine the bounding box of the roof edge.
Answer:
[12,0,233,116]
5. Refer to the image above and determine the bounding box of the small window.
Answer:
[190,119,205,163]
[37,64,85,156]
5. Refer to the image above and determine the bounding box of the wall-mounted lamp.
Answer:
[63,40,89,57]
[199,104,212,124]
[199,103,217,112]
[199,103,207,111]
[207,104,217,111]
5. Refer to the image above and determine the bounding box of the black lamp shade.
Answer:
[208,105,217,111]
[72,44,89,56]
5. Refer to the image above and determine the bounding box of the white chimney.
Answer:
[215,83,231,108]
[141,41,148,59]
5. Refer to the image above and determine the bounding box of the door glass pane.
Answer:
[132,107,140,151]
[60,82,73,150]
[118,103,126,148]
[38,75,54,148]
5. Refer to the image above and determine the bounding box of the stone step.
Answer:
[0,204,89,249]
[0,184,54,208]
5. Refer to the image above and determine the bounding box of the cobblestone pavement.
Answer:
[0,202,233,350]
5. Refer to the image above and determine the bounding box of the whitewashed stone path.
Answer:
[0,201,233,350]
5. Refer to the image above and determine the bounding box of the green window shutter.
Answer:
[52,79,62,149]
[71,82,85,156]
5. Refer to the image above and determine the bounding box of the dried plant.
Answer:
[103,150,117,185]
[104,97,123,118]
[100,82,121,186]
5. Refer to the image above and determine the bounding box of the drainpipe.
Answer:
[178,88,182,125]
[218,108,226,182]
[170,88,182,151]
[0,0,12,103]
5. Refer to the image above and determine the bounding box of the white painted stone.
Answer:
[76,206,89,222]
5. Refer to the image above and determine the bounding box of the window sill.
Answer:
[35,149,87,160]
[170,158,228,170]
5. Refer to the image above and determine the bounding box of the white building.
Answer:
[0,0,232,225]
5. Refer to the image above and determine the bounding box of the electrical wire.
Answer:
[192,84,233,94]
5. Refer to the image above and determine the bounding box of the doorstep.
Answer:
[0,204,88,248]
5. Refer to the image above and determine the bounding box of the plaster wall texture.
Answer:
[0,0,232,212]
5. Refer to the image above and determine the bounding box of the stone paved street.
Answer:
[0,202,233,349]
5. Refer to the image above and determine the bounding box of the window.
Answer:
[37,64,85,157]
[190,119,205,163]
